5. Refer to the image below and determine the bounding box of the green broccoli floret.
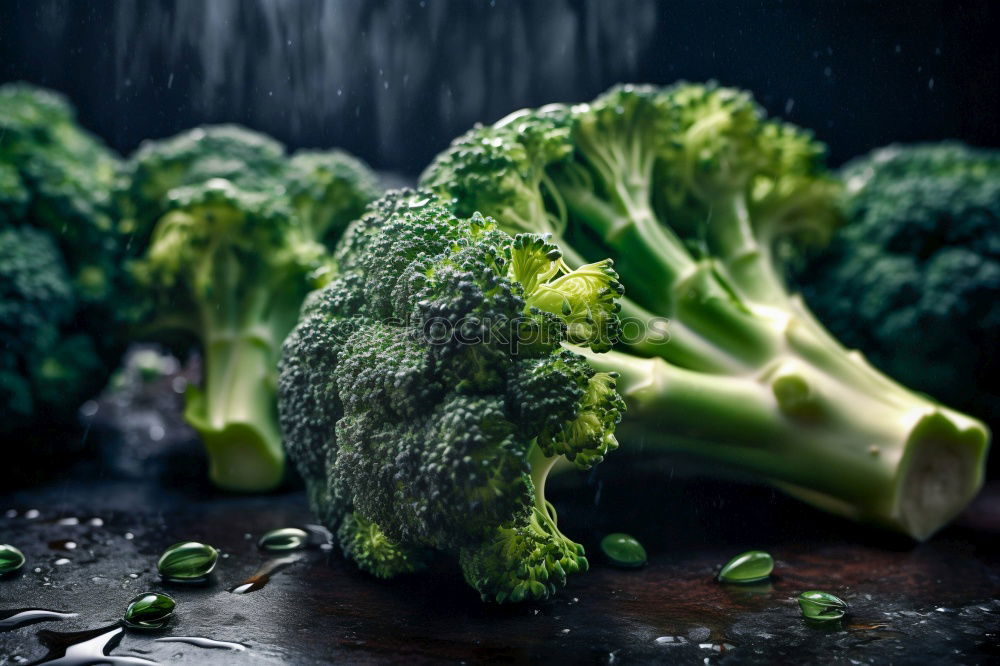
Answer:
[0,83,122,443]
[124,126,380,491]
[286,150,382,247]
[422,82,990,541]
[0,84,121,302]
[120,124,288,240]
[798,142,1000,428]
[279,191,624,602]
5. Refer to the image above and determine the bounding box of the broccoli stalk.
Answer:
[582,347,985,539]
[422,82,990,540]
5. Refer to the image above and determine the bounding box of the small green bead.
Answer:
[157,541,219,581]
[717,550,773,583]
[123,592,176,629]
[600,533,647,568]
[798,590,848,622]
[257,527,309,552]
[0,544,26,575]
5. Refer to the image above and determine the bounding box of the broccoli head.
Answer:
[799,142,1000,428]
[278,191,625,602]
[124,126,380,491]
[0,83,122,449]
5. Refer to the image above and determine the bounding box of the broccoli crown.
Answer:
[423,82,840,316]
[0,83,121,302]
[131,178,330,329]
[121,125,287,236]
[0,83,122,441]
[800,142,1000,423]
[122,126,380,250]
[286,150,382,246]
[0,226,101,437]
[279,190,624,601]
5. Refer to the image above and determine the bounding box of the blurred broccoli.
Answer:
[123,126,380,491]
[799,142,1000,427]
[0,83,123,446]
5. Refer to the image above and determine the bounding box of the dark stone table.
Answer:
[1,462,998,665]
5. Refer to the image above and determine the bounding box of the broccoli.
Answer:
[421,83,990,542]
[125,126,379,491]
[797,142,1000,430]
[279,191,625,602]
[0,83,123,448]
[0,226,101,437]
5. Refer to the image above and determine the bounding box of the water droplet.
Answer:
[257,527,309,552]
[80,400,99,417]
[54,558,70,566]
[229,554,302,594]
[25,509,40,519]
[89,518,104,527]
[56,517,80,526]
[5,509,16,518]
[123,592,176,630]
[154,636,246,650]
[0,545,26,575]
[717,550,773,583]
[798,590,848,622]
[655,636,686,645]
[157,542,219,581]
[124,532,135,540]
[599,533,647,568]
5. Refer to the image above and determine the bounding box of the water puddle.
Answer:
[31,624,158,665]
[0,609,77,631]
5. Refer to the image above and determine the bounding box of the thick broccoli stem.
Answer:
[581,347,989,540]
[184,273,292,492]
[186,332,284,492]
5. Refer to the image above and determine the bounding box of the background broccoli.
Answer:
[422,83,989,542]
[278,191,625,602]
[122,125,380,491]
[797,142,1000,431]
[0,83,124,463]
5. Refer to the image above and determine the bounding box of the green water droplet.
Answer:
[157,541,219,581]
[798,590,847,622]
[123,592,176,629]
[257,528,309,552]
[600,533,646,568]
[717,550,773,583]
[0,544,26,575]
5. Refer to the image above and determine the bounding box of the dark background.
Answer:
[1,0,998,175]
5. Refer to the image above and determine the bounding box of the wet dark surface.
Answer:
[1,468,998,665]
